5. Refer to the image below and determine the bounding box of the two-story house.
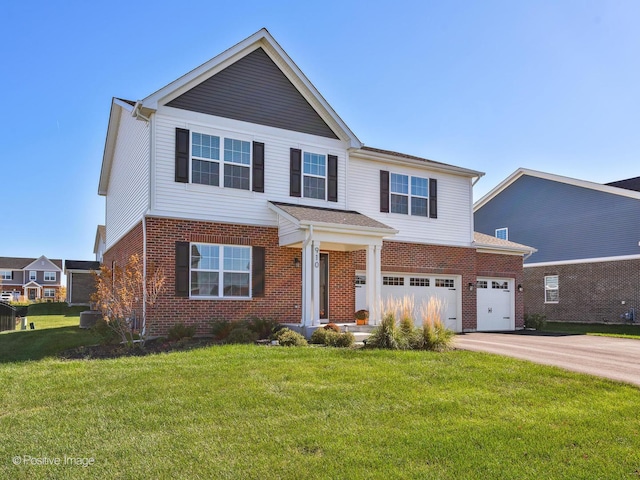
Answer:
[98,29,533,337]
[0,255,63,301]
[474,168,640,324]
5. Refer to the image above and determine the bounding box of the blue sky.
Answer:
[1,0,638,262]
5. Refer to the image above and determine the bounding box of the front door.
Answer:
[28,288,37,301]
[320,253,329,320]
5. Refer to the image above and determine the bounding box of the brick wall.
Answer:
[524,259,640,324]
[68,272,97,304]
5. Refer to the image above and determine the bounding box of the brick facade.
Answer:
[524,259,640,324]
[104,219,526,336]
[68,272,97,305]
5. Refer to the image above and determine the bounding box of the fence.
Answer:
[0,302,16,332]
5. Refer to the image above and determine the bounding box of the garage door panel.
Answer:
[477,277,513,331]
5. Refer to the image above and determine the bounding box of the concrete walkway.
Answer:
[455,332,640,388]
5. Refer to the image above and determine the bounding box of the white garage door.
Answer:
[476,278,514,331]
[355,273,460,332]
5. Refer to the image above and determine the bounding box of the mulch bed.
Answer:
[59,337,219,360]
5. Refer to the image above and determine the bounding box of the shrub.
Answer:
[274,328,308,347]
[330,331,355,348]
[323,323,341,332]
[420,297,455,351]
[92,317,118,345]
[367,312,399,349]
[524,313,547,330]
[245,317,280,340]
[226,327,258,344]
[210,319,235,341]
[167,322,196,341]
[310,328,329,345]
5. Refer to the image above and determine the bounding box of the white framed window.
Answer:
[435,278,454,288]
[495,228,508,240]
[0,271,11,280]
[390,173,429,216]
[544,275,559,303]
[190,243,251,298]
[383,276,404,286]
[44,288,56,298]
[476,280,488,289]
[29,271,37,281]
[44,272,56,282]
[191,132,251,190]
[303,152,326,199]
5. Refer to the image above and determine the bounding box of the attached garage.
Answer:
[356,273,461,332]
[476,277,514,331]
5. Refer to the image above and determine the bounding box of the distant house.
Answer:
[65,260,101,306]
[97,28,534,337]
[0,256,63,301]
[474,168,640,323]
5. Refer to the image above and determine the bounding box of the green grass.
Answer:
[544,322,640,339]
[0,304,100,363]
[1,344,639,479]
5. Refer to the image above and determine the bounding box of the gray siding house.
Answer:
[474,168,640,324]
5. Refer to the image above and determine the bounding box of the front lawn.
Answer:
[544,321,640,339]
[1,345,639,479]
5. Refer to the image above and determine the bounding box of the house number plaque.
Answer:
[314,247,319,268]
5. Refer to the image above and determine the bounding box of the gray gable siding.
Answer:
[167,48,339,139]
[474,175,640,264]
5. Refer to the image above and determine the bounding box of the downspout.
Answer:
[141,216,147,339]
[132,101,150,122]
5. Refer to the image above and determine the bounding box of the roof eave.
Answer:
[299,220,398,236]
[98,99,134,196]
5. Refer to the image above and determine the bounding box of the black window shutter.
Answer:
[429,178,438,219]
[252,247,265,297]
[327,155,338,202]
[290,148,302,197]
[380,170,390,212]
[175,241,189,297]
[252,141,265,193]
[175,128,190,183]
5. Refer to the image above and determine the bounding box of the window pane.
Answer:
[223,164,250,190]
[224,138,251,165]
[303,176,326,199]
[191,271,219,297]
[191,244,219,270]
[192,159,219,186]
[223,272,250,296]
[192,133,219,160]
[390,194,408,214]
[496,228,508,240]
[411,176,428,197]
[223,246,250,271]
[411,197,428,217]
[303,152,326,176]
[390,174,408,194]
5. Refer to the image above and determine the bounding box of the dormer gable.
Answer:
[23,255,62,272]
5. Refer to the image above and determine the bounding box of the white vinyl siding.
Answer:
[152,108,347,226]
[105,107,150,249]
[348,156,474,246]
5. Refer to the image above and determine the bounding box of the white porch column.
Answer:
[301,242,313,327]
[311,240,321,326]
[366,244,382,325]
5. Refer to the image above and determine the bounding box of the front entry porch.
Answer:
[268,202,397,331]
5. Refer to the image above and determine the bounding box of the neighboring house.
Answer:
[65,260,101,306]
[98,28,534,337]
[474,168,640,323]
[0,255,63,301]
[94,225,106,262]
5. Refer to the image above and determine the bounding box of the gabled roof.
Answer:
[141,28,361,148]
[23,255,63,271]
[606,176,640,192]
[65,260,101,271]
[269,202,396,234]
[98,99,135,195]
[473,232,536,256]
[0,256,62,270]
[474,168,640,212]
[353,146,484,178]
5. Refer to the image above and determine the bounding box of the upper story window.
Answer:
[289,148,338,202]
[175,128,265,193]
[495,228,508,240]
[390,173,429,217]
[29,271,37,281]
[544,275,559,303]
[191,133,251,190]
[44,272,56,282]
[0,271,11,280]
[190,243,251,298]
[303,152,326,199]
[381,170,437,218]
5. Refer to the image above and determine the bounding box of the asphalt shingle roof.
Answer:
[270,202,394,231]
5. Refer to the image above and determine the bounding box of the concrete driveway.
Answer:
[455,332,640,388]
